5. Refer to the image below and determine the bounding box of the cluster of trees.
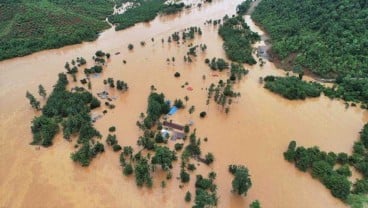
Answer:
[142,92,170,129]
[252,0,368,106]
[84,65,103,74]
[229,165,252,196]
[0,0,113,60]
[169,26,202,44]
[193,173,218,207]
[207,80,241,113]
[236,0,253,15]
[284,130,368,203]
[263,76,323,100]
[26,91,41,110]
[160,3,185,15]
[109,0,187,31]
[218,15,260,64]
[105,78,129,92]
[30,73,103,166]
[230,63,249,81]
[106,134,122,152]
[71,141,104,166]
[206,57,229,71]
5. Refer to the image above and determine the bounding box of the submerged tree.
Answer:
[38,85,47,98]
[229,165,252,196]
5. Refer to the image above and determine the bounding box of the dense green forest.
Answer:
[108,0,185,31]
[219,15,260,65]
[284,123,368,207]
[264,76,323,100]
[0,0,117,61]
[0,0,186,60]
[253,0,368,106]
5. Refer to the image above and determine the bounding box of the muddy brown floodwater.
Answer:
[1,0,367,208]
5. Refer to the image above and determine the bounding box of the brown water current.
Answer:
[1,1,367,207]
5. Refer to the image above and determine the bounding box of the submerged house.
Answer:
[163,121,184,131]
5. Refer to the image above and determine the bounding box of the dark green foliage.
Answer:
[95,50,105,57]
[323,173,351,200]
[0,0,113,60]
[123,163,134,176]
[143,92,170,129]
[252,0,368,106]
[180,169,190,183]
[185,191,192,202]
[230,63,249,81]
[199,111,207,118]
[174,143,184,151]
[283,140,297,162]
[113,144,122,152]
[160,3,185,15]
[249,200,261,208]
[187,163,196,171]
[38,85,47,98]
[252,0,368,78]
[106,134,117,146]
[236,0,252,15]
[207,57,229,71]
[151,146,176,170]
[337,152,349,165]
[229,165,252,196]
[84,65,103,74]
[134,157,153,187]
[90,97,101,109]
[284,141,353,200]
[31,73,101,154]
[360,124,368,148]
[184,125,190,133]
[128,44,134,50]
[336,165,352,177]
[264,76,323,100]
[116,80,129,91]
[174,72,181,77]
[155,133,165,143]
[204,152,214,165]
[193,175,218,208]
[353,179,368,194]
[207,80,240,110]
[174,99,184,108]
[71,141,104,166]
[122,146,133,157]
[31,115,59,146]
[109,126,116,132]
[219,15,260,64]
[26,91,41,110]
[137,136,155,150]
[184,131,201,157]
[109,0,166,31]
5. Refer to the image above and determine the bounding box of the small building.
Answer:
[172,131,186,140]
[163,121,184,131]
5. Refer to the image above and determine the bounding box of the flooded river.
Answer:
[0,0,367,207]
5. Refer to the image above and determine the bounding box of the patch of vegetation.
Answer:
[264,76,323,100]
[236,0,252,15]
[252,0,368,106]
[193,174,218,207]
[284,124,368,205]
[29,72,103,166]
[0,0,114,60]
[229,165,252,196]
[109,0,186,31]
[219,15,260,64]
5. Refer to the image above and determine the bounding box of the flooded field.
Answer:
[0,0,367,207]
